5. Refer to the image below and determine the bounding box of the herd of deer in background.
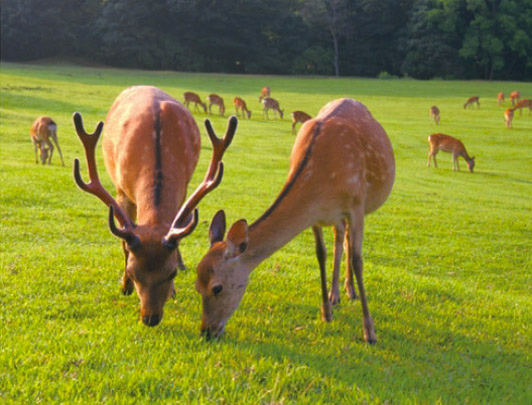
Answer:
[27,83,529,343]
[427,90,530,173]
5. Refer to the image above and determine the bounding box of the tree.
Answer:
[301,0,351,77]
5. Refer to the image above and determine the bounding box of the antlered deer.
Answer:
[430,106,440,125]
[504,108,514,129]
[463,96,480,109]
[73,86,236,327]
[497,92,505,105]
[513,98,531,115]
[291,111,312,135]
[258,86,270,102]
[427,133,475,172]
[208,94,225,116]
[510,91,521,106]
[262,97,284,120]
[184,92,207,113]
[30,116,64,166]
[233,97,251,119]
[196,98,395,343]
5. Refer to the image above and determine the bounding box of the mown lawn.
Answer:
[1,62,531,403]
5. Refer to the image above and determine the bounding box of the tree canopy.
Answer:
[1,0,531,80]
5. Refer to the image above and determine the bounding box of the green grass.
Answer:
[1,62,531,403]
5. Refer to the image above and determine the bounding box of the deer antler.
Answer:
[72,112,139,246]
[162,116,237,247]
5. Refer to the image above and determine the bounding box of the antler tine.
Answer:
[108,206,140,248]
[165,116,236,237]
[162,209,199,249]
[72,112,134,231]
[203,115,237,180]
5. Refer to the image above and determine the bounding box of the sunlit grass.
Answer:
[1,62,531,403]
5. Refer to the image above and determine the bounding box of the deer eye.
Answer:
[212,284,223,296]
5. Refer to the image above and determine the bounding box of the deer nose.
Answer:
[142,314,161,327]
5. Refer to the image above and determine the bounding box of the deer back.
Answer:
[102,86,200,226]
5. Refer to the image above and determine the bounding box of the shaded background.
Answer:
[2,0,532,80]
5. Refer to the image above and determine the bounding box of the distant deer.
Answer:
[233,97,252,119]
[208,94,225,116]
[497,92,505,105]
[504,108,514,129]
[291,111,312,135]
[430,106,440,125]
[184,92,207,113]
[258,86,270,102]
[73,86,236,327]
[513,98,531,115]
[262,97,284,120]
[463,96,480,109]
[510,91,520,106]
[427,133,475,172]
[195,98,395,344]
[30,116,64,166]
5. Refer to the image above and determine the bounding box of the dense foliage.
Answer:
[1,0,531,80]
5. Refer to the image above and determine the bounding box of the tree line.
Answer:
[2,0,531,80]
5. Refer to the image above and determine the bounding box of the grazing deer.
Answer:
[30,116,64,166]
[73,86,236,327]
[429,106,440,125]
[504,108,514,129]
[427,133,475,172]
[510,91,521,106]
[497,92,505,105]
[184,92,207,113]
[513,98,531,115]
[291,111,312,135]
[258,86,270,102]
[196,98,395,344]
[262,97,284,120]
[233,97,252,119]
[208,94,225,116]
[463,96,480,109]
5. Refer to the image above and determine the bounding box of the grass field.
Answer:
[1,62,531,403]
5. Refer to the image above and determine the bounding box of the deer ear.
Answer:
[226,219,248,258]
[209,210,226,246]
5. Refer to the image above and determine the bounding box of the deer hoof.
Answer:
[329,291,340,306]
[321,304,333,322]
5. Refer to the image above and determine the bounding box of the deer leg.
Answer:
[313,226,332,322]
[117,190,136,295]
[50,132,64,166]
[45,140,54,165]
[292,122,297,135]
[427,150,432,167]
[348,210,376,344]
[344,222,357,299]
[329,221,345,305]
[32,138,39,164]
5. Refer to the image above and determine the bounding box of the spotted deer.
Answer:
[504,108,514,129]
[73,86,236,326]
[430,106,440,125]
[513,98,531,115]
[463,96,480,109]
[510,91,521,106]
[233,97,251,119]
[195,98,395,343]
[258,86,270,102]
[30,116,64,166]
[291,111,312,135]
[184,92,207,113]
[427,133,475,172]
[208,94,225,116]
[262,97,284,120]
[497,92,505,105]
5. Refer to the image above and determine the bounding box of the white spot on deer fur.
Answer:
[152,130,157,139]
[331,172,337,179]
[348,174,359,184]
